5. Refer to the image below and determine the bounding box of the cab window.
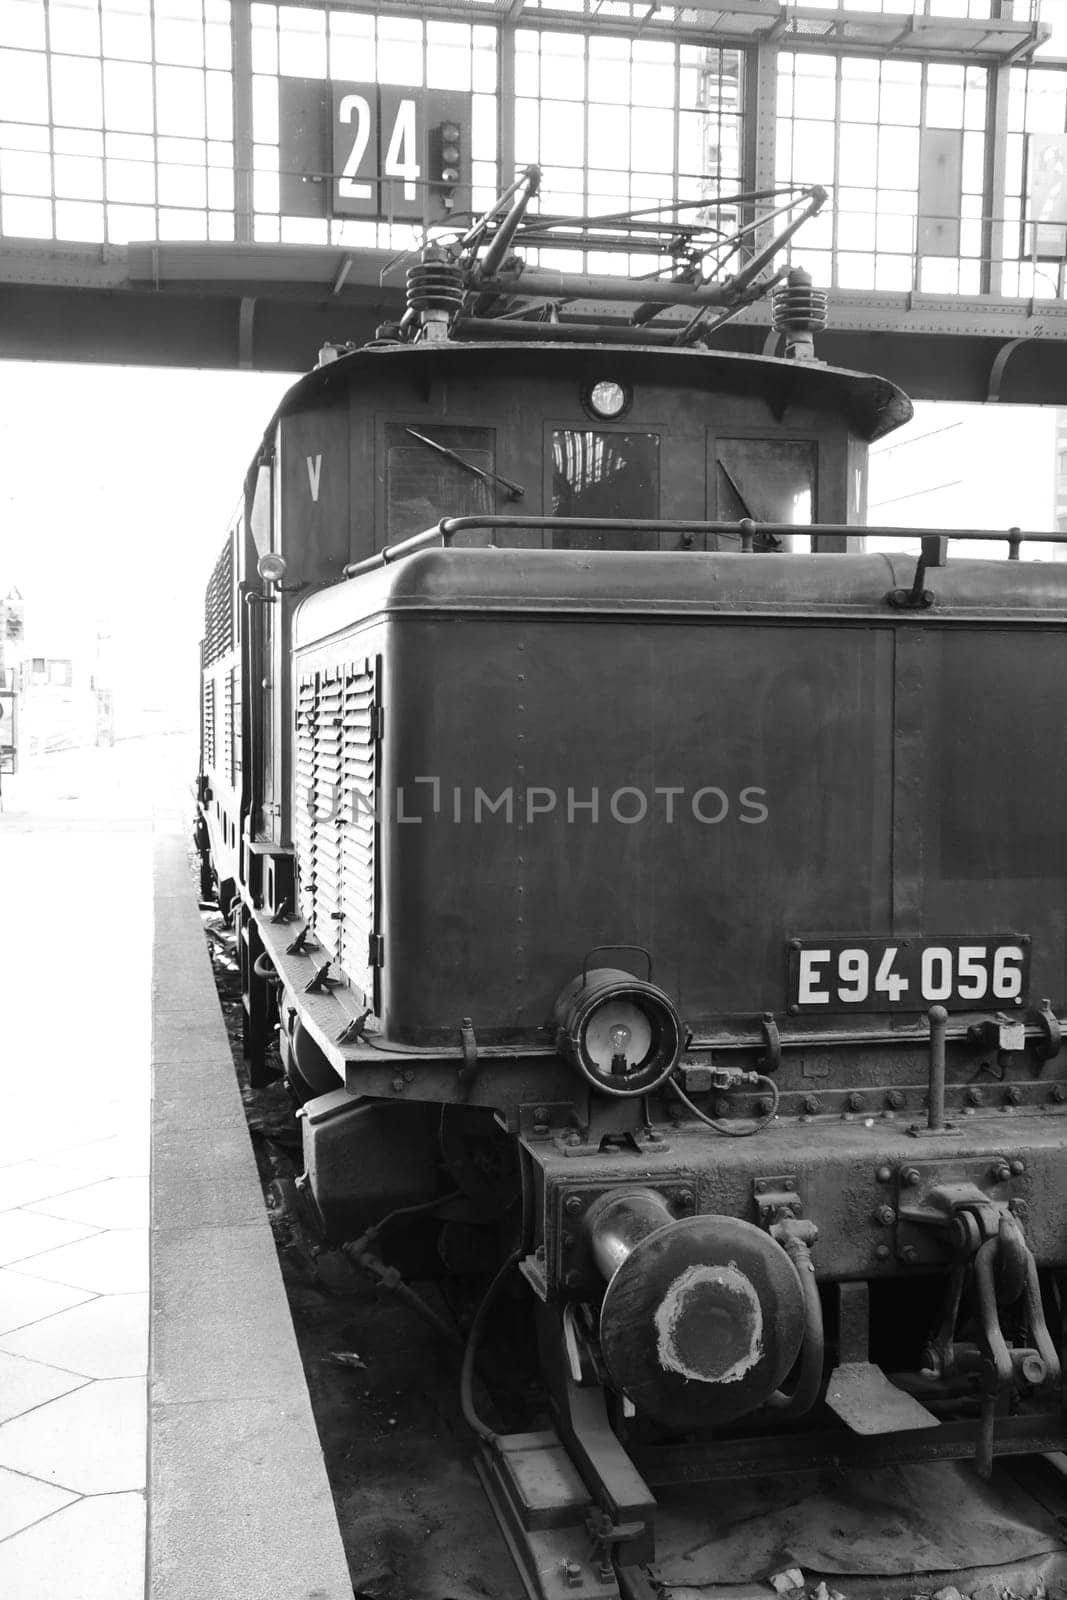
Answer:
[386,425,494,540]
[552,431,659,546]
[715,438,816,550]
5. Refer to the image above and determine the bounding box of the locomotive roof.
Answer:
[252,338,912,487]
[295,549,1067,649]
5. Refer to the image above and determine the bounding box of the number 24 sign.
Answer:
[330,83,460,219]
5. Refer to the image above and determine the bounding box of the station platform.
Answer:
[0,739,352,1600]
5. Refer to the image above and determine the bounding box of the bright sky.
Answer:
[0,360,295,728]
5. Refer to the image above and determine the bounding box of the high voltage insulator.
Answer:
[772,267,828,335]
[772,267,827,361]
[406,256,464,317]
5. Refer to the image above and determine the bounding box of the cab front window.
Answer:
[387,425,495,540]
[552,431,659,545]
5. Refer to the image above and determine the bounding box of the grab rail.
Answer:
[341,515,1067,580]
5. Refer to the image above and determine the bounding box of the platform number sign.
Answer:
[328,83,470,220]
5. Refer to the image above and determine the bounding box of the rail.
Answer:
[342,517,1067,580]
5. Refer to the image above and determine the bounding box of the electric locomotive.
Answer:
[197,172,1067,1598]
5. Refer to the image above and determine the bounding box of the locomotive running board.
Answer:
[824,1361,941,1434]
[474,1430,621,1600]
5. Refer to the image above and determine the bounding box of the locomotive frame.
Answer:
[196,172,1067,1599]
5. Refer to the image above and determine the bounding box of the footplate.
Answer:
[825,1362,940,1435]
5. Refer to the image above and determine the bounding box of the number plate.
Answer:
[787,936,1030,1014]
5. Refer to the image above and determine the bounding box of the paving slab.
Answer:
[0,1348,88,1423]
[0,1269,96,1337]
[0,1375,146,1492]
[0,1464,79,1543]
[0,1489,146,1600]
[0,1292,149,1379]
[15,1227,149,1294]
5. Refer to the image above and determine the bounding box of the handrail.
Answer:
[341,515,1067,580]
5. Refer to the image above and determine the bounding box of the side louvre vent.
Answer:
[223,667,235,786]
[202,677,216,770]
[294,658,381,1008]
[203,538,234,667]
[231,664,242,782]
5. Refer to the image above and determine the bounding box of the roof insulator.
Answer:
[771,267,828,362]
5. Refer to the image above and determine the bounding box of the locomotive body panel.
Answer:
[292,549,1067,1060]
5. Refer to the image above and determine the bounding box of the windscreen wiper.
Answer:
[404,427,524,501]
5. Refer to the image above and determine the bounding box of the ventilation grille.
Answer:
[223,668,234,785]
[202,677,216,771]
[231,664,242,782]
[203,538,234,667]
[294,658,380,1005]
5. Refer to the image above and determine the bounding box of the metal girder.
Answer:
[261,0,1049,60]
[6,239,1067,404]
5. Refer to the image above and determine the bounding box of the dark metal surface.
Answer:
[290,547,1067,1049]
[632,1413,1067,1487]
[824,1362,941,1435]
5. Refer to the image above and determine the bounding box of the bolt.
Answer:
[563,1130,582,1147]
[1053,1085,1067,1104]
[803,1094,821,1114]
[561,1233,575,1252]
[564,1195,583,1216]
[875,1204,896,1226]
[1009,1197,1030,1221]
[675,1189,695,1211]
[754,1180,766,1193]
[901,1167,921,1187]
[714,1096,731,1116]
[875,1243,890,1261]
[848,1091,865,1112]
[757,1096,775,1116]
[1010,1159,1025,1176]
[886,1089,905,1110]
[901,1245,919,1264]
[966,1086,985,1107]
[788,1003,800,1015]
[294,1173,308,1191]
[783,1178,794,1190]
[645,1129,665,1144]
[534,1105,551,1124]
[667,1101,685,1121]
[876,1165,893,1183]
[1005,1086,1023,1107]
[391,1076,405,1093]
[992,1161,1012,1183]
[563,1559,583,1590]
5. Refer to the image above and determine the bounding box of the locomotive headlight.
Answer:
[554,966,682,1098]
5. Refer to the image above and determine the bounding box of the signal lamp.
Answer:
[432,119,463,210]
[554,965,682,1098]
[440,121,461,183]
[584,379,630,420]
[257,552,288,585]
